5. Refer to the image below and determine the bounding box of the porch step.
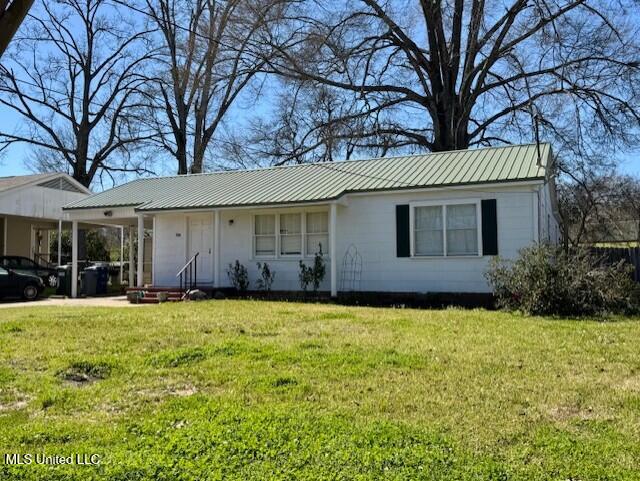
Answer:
[126,287,185,304]
[126,286,185,293]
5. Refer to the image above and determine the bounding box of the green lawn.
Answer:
[0,301,639,480]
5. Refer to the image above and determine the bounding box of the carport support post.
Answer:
[214,210,220,287]
[136,213,144,287]
[57,219,62,264]
[71,221,78,298]
[128,226,134,287]
[330,202,337,297]
[119,226,124,285]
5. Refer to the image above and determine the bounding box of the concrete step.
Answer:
[126,286,186,304]
[137,297,182,304]
[125,286,184,293]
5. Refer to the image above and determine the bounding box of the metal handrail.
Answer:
[176,253,199,277]
[176,252,199,294]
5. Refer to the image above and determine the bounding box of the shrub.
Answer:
[299,248,326,292]
[486,244,639,316]
[255,262,276,291]
[226,260,249,292]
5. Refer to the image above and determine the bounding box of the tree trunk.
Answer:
[0,0,34,57]
[176,142,188,175]
[430,97,469,152]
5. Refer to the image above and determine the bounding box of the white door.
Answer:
[188,214,213,283]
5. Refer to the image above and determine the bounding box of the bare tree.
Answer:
[142,0,285,174]
[0,0,34,57]
[256,0,640,162]
[0,0,156,187]
[557,168,640,247]
[225,81,400,165]
[612,175,640,244]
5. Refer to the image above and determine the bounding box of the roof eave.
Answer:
[133,177,546,213]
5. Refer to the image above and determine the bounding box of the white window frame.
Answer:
[279,212,303,257]
[253,213,277,259]
[251,209,330,260]
[409,199,483,258]
[305,211,329,257]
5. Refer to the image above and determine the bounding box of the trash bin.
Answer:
[83,267,98,296]
[95,265,109,294]
[56,265,73,296]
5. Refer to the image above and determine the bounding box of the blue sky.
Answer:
[2,102,639,183]
[1,1,639,188]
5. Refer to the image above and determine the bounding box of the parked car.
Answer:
[0,267,45,301]
[0,256,58,287]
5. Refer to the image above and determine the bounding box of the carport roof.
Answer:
[0,172,90,195]
[63,143,551,212]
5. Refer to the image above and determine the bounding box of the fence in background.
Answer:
[590,247,640,283]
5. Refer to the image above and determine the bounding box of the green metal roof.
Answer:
[63,144,550,211]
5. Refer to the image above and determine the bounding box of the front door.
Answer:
[187,214,213,283]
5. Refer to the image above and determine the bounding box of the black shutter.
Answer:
[396,204,410,257]
[481,199,498,255]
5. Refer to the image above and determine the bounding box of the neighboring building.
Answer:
[63,144,560,297]
[0,173,90,262]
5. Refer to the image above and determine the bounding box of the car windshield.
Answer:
[19,258,37,267]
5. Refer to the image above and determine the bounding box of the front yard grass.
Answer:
[0,300,639,480]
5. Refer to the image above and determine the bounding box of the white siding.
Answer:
[0,185,87,219]
[334,187,535,293]
[153,213,188,286]
[152,184,541,293]
[538,181,560,244]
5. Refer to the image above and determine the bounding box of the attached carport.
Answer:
[0,173,90,262]
[62,205,153,297]
[1,173,129,295]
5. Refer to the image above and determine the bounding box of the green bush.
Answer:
[226,260,249,292]
[486,244,639,316]
[299,248,326,292]
[255,262,275,291]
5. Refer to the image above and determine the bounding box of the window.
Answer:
[446,204,478,255]
[413,202,479,257]
[2,257,18,268]
[306,212,328,256]
[253,211,330,258]
[254,215,276,256]
[18,258,36,268]
[414,206,443,256]
[280,213,302,255]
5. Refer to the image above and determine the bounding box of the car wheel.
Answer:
[47,274,58,287]
[22,284,39,301]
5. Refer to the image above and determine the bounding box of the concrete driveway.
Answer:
[0,295,142,309]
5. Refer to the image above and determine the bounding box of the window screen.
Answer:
[414,206,443,256]
[306,212,328,256]
[254,215,276,256]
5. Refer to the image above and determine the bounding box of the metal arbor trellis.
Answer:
[340,244,362,292]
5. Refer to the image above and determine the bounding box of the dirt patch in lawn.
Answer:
[548,404,608,423]
[0,390,31,412]
[618,375,640,392]
[56,361,112,386]
[135,384,199,401]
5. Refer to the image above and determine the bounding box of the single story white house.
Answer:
[62,144,560,298]
[0,173,91,263]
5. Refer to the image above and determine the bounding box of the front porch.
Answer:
[64,203,340,299]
